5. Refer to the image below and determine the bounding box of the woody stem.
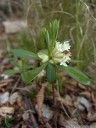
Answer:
[52,83,55,103]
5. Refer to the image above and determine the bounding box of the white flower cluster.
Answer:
[38,41,71,66]
[56,41,70,52]
[51,41,71,66]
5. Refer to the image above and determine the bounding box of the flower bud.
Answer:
[38,51,48,62]
[53,51,64,58]
[52,57,61,64]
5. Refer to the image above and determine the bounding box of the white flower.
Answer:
[55,42,63,52]
[38,40,71,66]
[60,61,68,66]
[55,41,71,52]
[60,53,71,66]
[51,41,71,66]
[62,41,71,51]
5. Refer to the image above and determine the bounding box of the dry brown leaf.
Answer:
[0,106,14,117]
[54,89,60,97]
[57,97,72,117]
[90,123,96,128]
[65,119,83,128]
[80,91,91,99]
[56,96,72,107]
[21,125,27,128]
[58,113,66,127]
[0,79,13,84]
[22,112,29,121]
[78,83,87,90]
[45,122,52,128]
[9,92,22,105]
[91,93,96,103]
[59,117,91,128]
[0,79,13,91]
[36,85,46,119]
[77,104,85,111]
[52,110,59,127]
[0,79,13,88]
[0,82,8,88]
[87,112,96,122]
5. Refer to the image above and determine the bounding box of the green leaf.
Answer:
[46,63,56,84]
[12,49,40,60]
[49,20,59,42]
[49,20,59,53]
[3,69,19,76]
[60,65,91,85]
[41,28,50,47]
[11,60,19,68]
[22,64,47,84]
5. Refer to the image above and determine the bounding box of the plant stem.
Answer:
[52,83,55,103]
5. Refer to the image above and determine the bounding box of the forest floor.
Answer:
[0,6,96,127]
[0,44,96,128]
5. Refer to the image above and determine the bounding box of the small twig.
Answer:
[0,79,13,84]
[24,96,39,128]
[10,77,21,94]
[56,85,71,119]
[11,87,30,92]
[61,103,71,119]
[52,83,55,103]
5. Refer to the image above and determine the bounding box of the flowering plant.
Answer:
[4,20,91,86]
[38,41,71,66]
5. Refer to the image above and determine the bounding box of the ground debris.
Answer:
[36,84,46,120]
[0,106,14,117]
[22,112,29,121]
[77,96,92,111]
[0,91,9,104]
[87,112,96,122]
[9,92,22,105]
[0,49,96,128]
[35,104,54,121]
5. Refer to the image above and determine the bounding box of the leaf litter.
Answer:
[0,51,96,128]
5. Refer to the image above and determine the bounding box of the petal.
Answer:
[60,53,71,66]
[60,61,68,66]
[55,41,63,52]
[62,41,71,51]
